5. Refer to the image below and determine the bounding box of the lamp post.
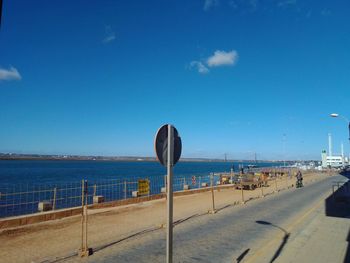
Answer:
[330,113,350,166]
[330,113,350,140]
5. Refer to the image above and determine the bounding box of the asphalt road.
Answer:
[67,174,345,263]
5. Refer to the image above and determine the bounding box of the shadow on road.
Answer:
[255,220,290,263]
[324,172,350,263]
[236,248,250,263]
[345,231,350,263]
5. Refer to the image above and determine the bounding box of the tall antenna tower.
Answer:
[328,133,333,157]
[341,142,344,158]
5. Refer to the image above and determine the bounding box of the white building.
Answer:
[321,150,344,168]
[326,156,344,167]
[321,134,347,168]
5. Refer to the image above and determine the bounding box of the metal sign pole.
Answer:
[154,123,181,263]
[166,124,174,263]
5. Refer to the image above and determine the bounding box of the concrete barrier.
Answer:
[38,201,53,212]
[0,207,82,230]
[93,195,104,204]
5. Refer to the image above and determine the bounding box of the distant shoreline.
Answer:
[0,153,304,163]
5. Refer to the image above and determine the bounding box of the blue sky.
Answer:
[1,0,350,160]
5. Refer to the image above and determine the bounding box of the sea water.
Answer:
[0,160,281,217]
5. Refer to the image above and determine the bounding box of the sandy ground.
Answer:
[0,172,331,263]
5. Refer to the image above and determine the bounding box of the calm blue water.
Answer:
[0,160,237,184]
[0,160,281,218]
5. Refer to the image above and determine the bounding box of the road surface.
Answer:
[65,174,346,263]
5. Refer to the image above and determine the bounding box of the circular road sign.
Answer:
[154,124,182,166]
[192,176,196,185]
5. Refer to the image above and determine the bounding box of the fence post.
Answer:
[164,175,167,200]
[93,184,97,197]
[84,181,88,254]
[241,181,245,204]
[239,168,245,204]
[124,180,127,200]
[209,173,216,214]
[285,176,288,189]
[183,177,186,188]
[79,180,91,257]
[52,187,57,210]
[199,176,201,188]
[80,180,85,255]
[81,180,85,207]
[274,177,278,192]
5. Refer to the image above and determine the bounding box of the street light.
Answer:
[330,113,350,167]
[330,113,350,141]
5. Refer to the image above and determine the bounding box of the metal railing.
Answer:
[0,168,303,219]
[0,174,225,218]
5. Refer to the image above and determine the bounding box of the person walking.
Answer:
[296,170,303,188]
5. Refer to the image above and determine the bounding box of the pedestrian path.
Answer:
[253,181,350,263]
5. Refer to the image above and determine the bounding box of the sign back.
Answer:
[154,124,182,166]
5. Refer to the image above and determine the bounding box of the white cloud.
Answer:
[228,1,238,9]
[278,0,296,8]
[203,0,219,11]
[321,9,331,16]
[306,10,312,18]
[250,0,258,10]
[0,66,22,81]
[190,61,209,74]
[103,25,116,43]
[103,33,115,43]
[207,50,238,67]
[103,34,116,43]
[190,49,238,74]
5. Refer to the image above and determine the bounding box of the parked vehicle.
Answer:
[235,173,262,190]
